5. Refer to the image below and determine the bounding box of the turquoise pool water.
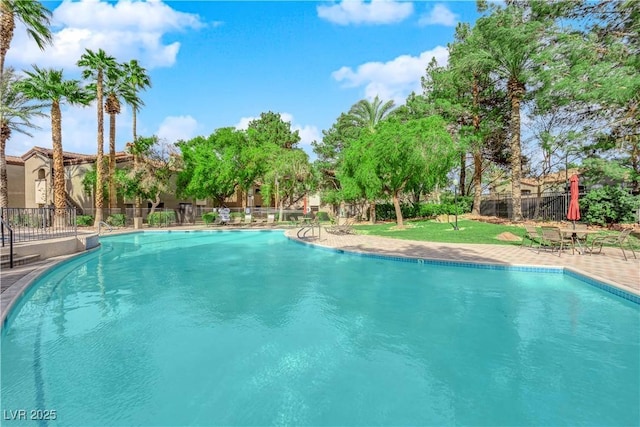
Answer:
[1,231,639,426]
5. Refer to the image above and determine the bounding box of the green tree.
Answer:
[77,48,118,226]
[18,66,91,216]
[0,67,46,207]
[339,116,457,228]
[176,128,247,205]
[342,96,396,222]
[0,0,52,75]
[121,136,175,216]
[472,4,548,221]
[247,111,300,149]
[122,59,151,142]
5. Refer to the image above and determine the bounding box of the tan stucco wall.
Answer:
[65,162,94,211]
[7,163,25,207]
[24,155,52,208]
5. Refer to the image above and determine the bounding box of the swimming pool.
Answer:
[2,231,638,426]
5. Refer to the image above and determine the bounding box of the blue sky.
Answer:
[7,0,483,159]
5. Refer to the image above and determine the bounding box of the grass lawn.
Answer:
[353,218,640,249]
[353,219,525,246]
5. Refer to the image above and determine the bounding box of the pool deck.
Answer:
[2,225,639,324]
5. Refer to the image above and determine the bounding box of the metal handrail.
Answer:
[1,212,14,268]
[98,221,113,235]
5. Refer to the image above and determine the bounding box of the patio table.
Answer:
[559,228,602,255]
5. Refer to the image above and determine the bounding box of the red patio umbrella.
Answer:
[567,174,580,227]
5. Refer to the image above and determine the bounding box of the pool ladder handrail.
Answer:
[297,220,321,240]
[98,221,113,235]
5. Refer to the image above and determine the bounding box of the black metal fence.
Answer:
[1,207,77,244]
[480,193,586,221]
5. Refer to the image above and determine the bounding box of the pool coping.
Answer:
[2,229,638,329]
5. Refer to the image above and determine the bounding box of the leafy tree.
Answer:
[339,116,457,228]
[176,128,247,205]
[121,136,176,216]
[77,48,118,226]
[581,186,639,226]
[0,0,52,75]
[18,66,91,217]
[247,111,300,149]
[341,96,396,222]
[311,112,361,209]
[0,67,46,207]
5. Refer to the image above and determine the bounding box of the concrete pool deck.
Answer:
[1,225,638,324]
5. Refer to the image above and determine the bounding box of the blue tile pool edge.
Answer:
[287,235,640,305]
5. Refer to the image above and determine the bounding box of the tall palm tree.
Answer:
[77,48,117,226]
[0,0,52,75]
[122,59,151,142]
[473,6,546,221]
[104,63,138,210]
[121,59,151,217]
[19,66,90,218]
[0,67,46,207]
[343,95,395,223]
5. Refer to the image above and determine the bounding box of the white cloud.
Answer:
[156,115,199,143]
[6,0,204,70]
[332,46,449,104]
[418,4,458,27]
[317,0,413,25]
[8,102,134,156]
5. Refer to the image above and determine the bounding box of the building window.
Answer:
[38,168,46,179]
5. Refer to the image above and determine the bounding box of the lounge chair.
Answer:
[538,226,573,256]
[325,218,356,235]
[266,214,276,227]
[521,225,541,248]
[590,228,637,261]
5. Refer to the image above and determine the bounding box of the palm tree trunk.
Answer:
[0,8,15,76]
[0,128,8,208]
[508,77,525,222]
[108,112,116,210]
[459,152,466,196]
[94,71,105,226]
[51,100,66,217]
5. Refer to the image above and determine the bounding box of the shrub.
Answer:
[106,214,126,227]
[76,215,94,226]
[202,211,218,224]
[315,211,330,222]
[581,186,639,226]
[147,211,177,227]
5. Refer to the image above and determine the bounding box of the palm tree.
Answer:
[343,95,395,223]
[0,0,52,75]
[473,6,546,221]
[121,59,151,218]
[104,63,138,210]
[122,59,151,142]
[19,66,90,219]
[0,67,46,207]
[345,95,395,133]
[77,48,117,226]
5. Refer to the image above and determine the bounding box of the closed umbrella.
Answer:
[567,174,580,228]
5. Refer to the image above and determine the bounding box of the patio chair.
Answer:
[538,226,573,256]
[572,223,590,252]
[266,214,276,227]
[589,228,637,261]
[521,225,541,248]
[325,218,356,235]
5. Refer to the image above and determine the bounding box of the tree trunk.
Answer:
[459,152,466,196]
[508,77,525,222]
[369,202,376,224]
[51,100,66,222]
[0,8,15,76]
[471,150,483,215]
[94,71,105,226]
[0,124,8,208]
[148,192,160,216]
[393,191,404,229]
[108,112,116,210]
